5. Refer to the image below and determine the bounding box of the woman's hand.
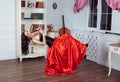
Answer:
[39,29,45,35]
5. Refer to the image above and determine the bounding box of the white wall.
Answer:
[0,0,16,60]
[47,0,64,31]
[111,10,120,34]
[63,0,88,30]
[47,0,88,31]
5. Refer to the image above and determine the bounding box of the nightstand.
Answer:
[108,43,120,76]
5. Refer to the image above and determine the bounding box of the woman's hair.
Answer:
[21,32,30,55]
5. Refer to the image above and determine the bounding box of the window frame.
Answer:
[88,0,112,32]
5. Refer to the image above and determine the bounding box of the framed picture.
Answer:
[53,2,57,9]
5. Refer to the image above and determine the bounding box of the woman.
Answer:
[21,26,54,55]
[21,27,87,76]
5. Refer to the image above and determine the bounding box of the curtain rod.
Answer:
[105,31,120,36]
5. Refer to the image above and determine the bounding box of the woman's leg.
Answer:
[45,36,55,47]
[84,43,88,59]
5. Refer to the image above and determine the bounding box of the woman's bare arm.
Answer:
[32,30,46,45]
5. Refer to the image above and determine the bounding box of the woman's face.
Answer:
[36,25,42,31]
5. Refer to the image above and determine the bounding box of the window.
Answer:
[100,0,112,30]
[88,0,98,28]
[88,0,112,30]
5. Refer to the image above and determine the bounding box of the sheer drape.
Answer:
[106,0,120,11]
[74,0,88,13]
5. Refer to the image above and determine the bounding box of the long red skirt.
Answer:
[44,34,87,76]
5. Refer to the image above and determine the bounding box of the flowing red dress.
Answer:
[44,34,87,76]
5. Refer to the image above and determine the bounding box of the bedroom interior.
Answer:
[0,0,120,81]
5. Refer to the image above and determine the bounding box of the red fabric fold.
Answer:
[44,34,87,76]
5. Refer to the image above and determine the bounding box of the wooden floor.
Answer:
[0,57,120,82]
